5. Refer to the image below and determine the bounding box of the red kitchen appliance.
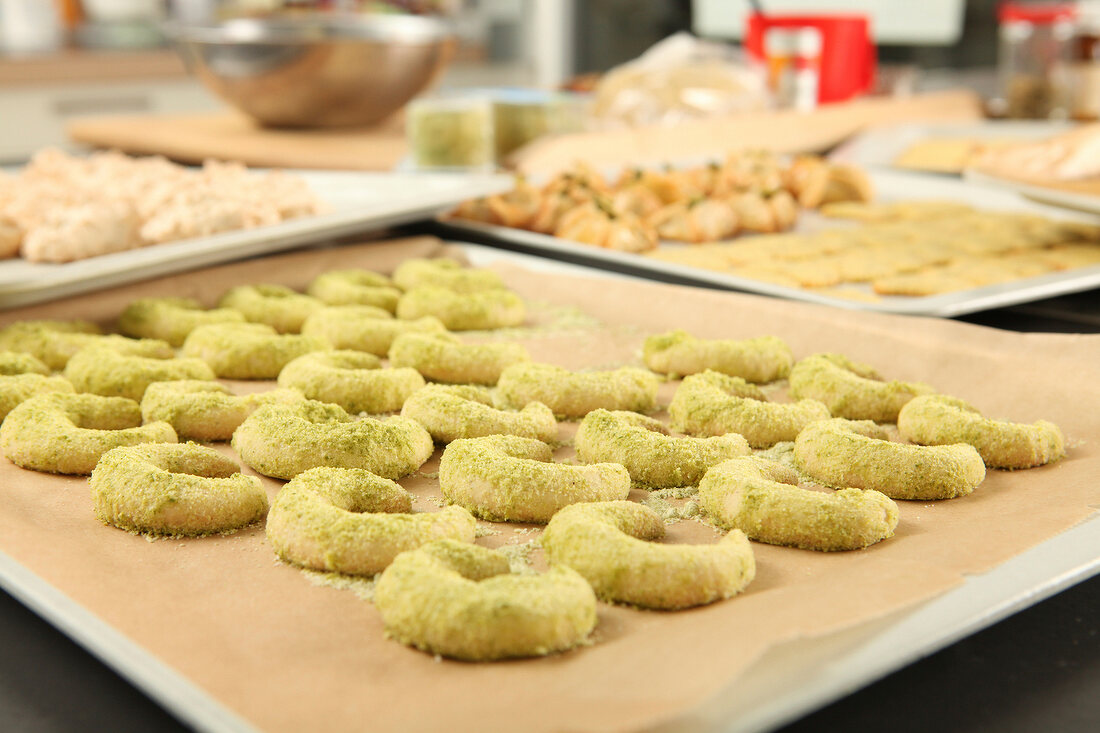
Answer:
[744,13,876,106]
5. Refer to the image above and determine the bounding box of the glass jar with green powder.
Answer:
[407,94,494,170]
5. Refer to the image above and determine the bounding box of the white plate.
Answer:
[0,170,514,310]
[439,169,1100,317]
[828,120,1073,174]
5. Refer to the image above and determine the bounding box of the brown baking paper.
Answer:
[1,237,1098,733]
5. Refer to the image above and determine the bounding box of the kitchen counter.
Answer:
[0,48,219,162]
[0,48,187,87]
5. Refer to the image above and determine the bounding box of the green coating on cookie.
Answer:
[401,384,557,444]
[788,353,936,422]
[307,269,402,312]
[0,392,176,475]
[794,418,986,500]
[574,409,751,488]
[642,330,793,382]
[232,399,433,480]
[277,350,425,414]
[373,539,597,661]
[0,351,50,376]
[218,283,323,334]
[497,362,659,418]
[0,373,74,421]
[388,332,529,385]
[396,286,526,331]
[438,434,630,523]
[898,394,1065,469]
[117,297,246,347]
[301,305,441,355]
[266,467,477,575]
[542,500,755,609]
[698,456,899,552]
[0,319,100,337]
[90,442,266,536]
[392,258,505,293]
[669,370,830,448]
[181,322,328,379]
[0,320,172,370]
[140,381,303,442]
[64,347,215,402]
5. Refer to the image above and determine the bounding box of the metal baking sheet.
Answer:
[0,169,513,310]
[2,244,1097,733]
[965,168,1100,216]
[439,171,1100,318]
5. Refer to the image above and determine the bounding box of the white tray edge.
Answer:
[0,548,260,733]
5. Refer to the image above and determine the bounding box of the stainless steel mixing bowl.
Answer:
[169,14,453,128]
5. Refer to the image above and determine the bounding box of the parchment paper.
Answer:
[1,237,1097,733]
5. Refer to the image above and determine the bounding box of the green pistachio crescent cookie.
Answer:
[218,283,323,334]
[306,269,402,312]
[643,330,793,382]
[90,442,266,536]
[497,363,659,419]
[266,467,477,575]
[117,297,246,346]
[401,384,557,444]
[396,286,526,331]
[181,322,327,379]
[788,353,935,422]
[698,456,899,552]
[301,305,443,355]
[542,501,756,609]
[898,394,1065,469]
[391,258,505,293]
[277,350,425,414]
[140,381,303,442]
[0,373,74,421]
[64,347,215,402]
[0,351,50,376]
[374,539,597,661]
[439,434,630,523]
[1,392,176,475]
[669,370,829,448]
[232,399,432,480]
[0,320,172,370]
[388,332,529,385]
[794,418,985,500]
[574,409,751,488]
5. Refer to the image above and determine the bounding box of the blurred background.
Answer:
[0,0,1095,163]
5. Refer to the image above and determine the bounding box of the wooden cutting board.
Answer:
[66,89,982,173]
[66,108,408,170]
[509,89,985,175]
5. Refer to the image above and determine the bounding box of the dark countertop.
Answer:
[1,286,1097,733]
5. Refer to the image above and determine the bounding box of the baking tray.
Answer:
[827,120,1073,174]
[0,244,1097,733]
[0,169,513,310]
[437,170,1100,318]
[965,168,1100,216]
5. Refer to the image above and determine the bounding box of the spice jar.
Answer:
[1070,0,1100,119]
[406,94,494,171]
[996,2,1077,119]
